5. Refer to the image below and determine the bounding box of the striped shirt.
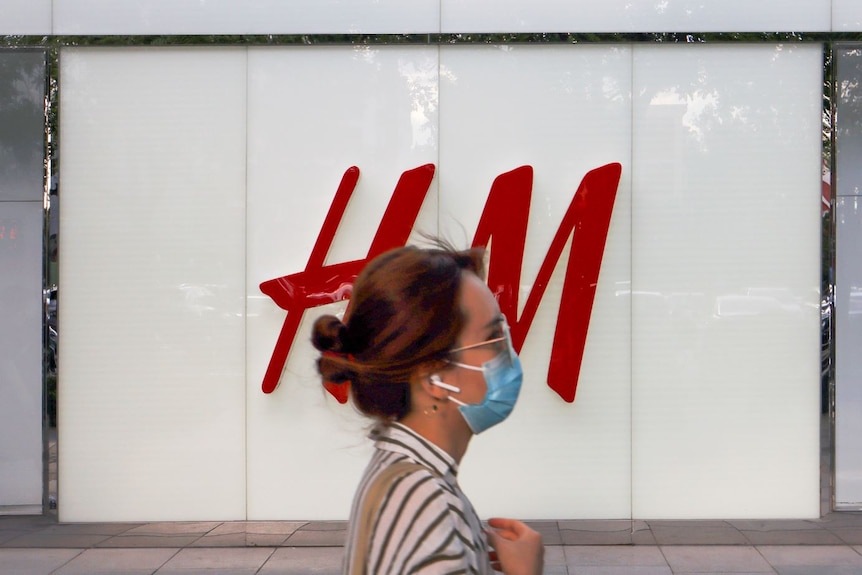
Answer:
[343,422,492,575]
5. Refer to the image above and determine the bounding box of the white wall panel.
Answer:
[53,0,439,35]
[631,44,822,518]
[54,42,828,522]
[1,0,850,36]
[245,46,440,519]
[0,0,51,35]
[834,1,862,32]
[58,47,247,521]
[439,45,633,519]
[441,0,831,34]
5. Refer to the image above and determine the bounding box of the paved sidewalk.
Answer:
[3,515,862,574]
[4,544,862,575]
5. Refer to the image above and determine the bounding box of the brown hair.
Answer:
[311,245,485,421]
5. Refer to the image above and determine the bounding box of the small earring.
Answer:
[423,404,438,416]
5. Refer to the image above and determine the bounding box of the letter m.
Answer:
[472,163,622,402]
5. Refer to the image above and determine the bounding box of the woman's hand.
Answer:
[485,517,544,575]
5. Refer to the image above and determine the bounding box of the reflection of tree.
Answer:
[398,57,439,149]
[0,51,46,197]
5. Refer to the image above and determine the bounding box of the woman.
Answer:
[312,245,544,575]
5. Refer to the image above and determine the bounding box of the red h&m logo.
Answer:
[260,163,621,403]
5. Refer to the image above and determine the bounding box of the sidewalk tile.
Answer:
[5,524,133,547]
[0,516,57,530]
[206,522,306,536]
[191,522,306,548]
[544,545,565,564]
[284,529,346,547]
[97,535,202,548]
[648,521,748,545]
[155,547,273,574]
[560,567,671,574]
[53,548,178,574]
[35,523,142,536]
[757,544,862,567]
[525,521,562,545]
[825,527,862,545]
[818,513,862,528]
[769,569,862,575]
[543,546,568,574]
[564,545,668,567]
[730,520,819,530]
[189,532,287,547]
[728,520,842,545]
[0,548,81,573]
[661,545,773,573]
[633,521,657,545]
[2,533,113,548]
[560,520,633,545]
[258,547,343,574]
[122,523,221,536]
[297,522,347,532]
[0,532,24,545]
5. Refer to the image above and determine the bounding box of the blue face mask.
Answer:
[431,324,523,434]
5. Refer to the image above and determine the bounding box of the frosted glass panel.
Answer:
[439,45,633,519]
[0,0,51,35]
[834,47,862,508]
[442,0,830,33]
[0,49,46,514]
[0,50,46,202]
[835,197,862,507]
[53,0,439,35]
[631,44,822,518]
[0,203,43,512]
[245,46,439,520]
[58,48,248,521]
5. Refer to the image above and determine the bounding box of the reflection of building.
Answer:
[835,74,862,503]
[0,49,50,516]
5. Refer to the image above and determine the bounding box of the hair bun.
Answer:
[312,315,348,353]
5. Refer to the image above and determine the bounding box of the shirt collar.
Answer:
[371,422,459,482]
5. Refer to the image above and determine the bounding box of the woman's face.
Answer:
[446,271,507,405]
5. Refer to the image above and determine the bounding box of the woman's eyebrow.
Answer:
[483,314,506,331]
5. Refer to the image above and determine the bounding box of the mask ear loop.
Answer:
[429,375,467,407]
